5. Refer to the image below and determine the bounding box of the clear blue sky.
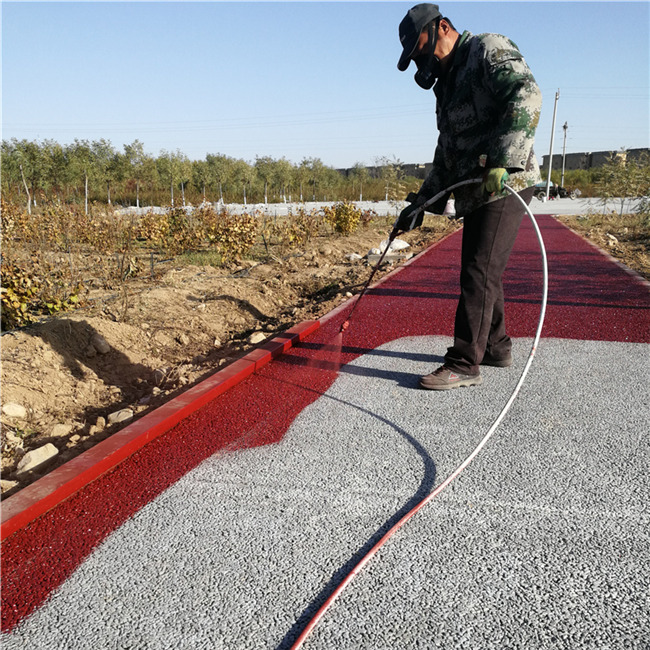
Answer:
[2,1,648,169]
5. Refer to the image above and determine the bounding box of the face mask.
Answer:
[414,56,441,89]
[413,20,441,90]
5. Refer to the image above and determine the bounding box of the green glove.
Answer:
[482,168,509,195]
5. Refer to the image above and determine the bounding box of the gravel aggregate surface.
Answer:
[4,335,648,650]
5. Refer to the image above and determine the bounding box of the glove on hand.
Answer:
[481,168,509,195]
[394,195,426,232]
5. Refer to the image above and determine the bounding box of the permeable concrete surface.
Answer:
[2,215,649,649]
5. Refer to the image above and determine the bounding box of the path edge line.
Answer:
[0,321,318,541]
[0,228,459,542]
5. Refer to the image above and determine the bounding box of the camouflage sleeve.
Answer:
[482,36,542,171]
[417,143,451,212]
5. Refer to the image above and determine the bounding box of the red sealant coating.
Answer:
[2,216,649,632]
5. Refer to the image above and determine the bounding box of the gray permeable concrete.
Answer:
[3,336,649,649]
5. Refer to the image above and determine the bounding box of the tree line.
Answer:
[1,138,414,213]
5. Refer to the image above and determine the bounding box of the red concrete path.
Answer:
[2,215,649,632]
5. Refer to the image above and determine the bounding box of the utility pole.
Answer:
[561,121,568,188]
[545,89,560,201]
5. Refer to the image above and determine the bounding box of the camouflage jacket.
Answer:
[419,31,542,215]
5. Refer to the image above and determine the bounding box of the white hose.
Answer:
[291,181,548,649]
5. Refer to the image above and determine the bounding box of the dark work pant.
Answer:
[444,187,535,375]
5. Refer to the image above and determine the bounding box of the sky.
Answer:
[2,1,649,169]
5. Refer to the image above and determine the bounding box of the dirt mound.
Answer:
[1,223,457,497]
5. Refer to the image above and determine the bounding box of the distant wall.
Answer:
[541,147,649,171]
[337,162,432,180]
[337,148,649,180]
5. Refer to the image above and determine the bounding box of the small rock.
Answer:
[1,479,19,493]
[15,443,59,477]
[91,333,111,355]
[213,338,222,347]
[196,303,206,312]
[345,292,353,298]
[88,425,98,437]
[70,434,81,443]
[95,416,106,430]
[378,238,410,253]
[152,387,162,396]
[107,409,134,425]
[176,333,190,346]
[388,238,410,251]
[141,322,150,330]
[51,423,74,437]
[5,430,21,445]
[248,331,266,345]
[346,253,363,262]
[2,403,27,419]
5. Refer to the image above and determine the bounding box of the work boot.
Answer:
[419,366,483,390]
[480,351,513,367]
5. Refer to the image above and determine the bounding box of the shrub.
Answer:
[323,201,361,235]
[136,207,198,256]
[196,205,258,263]
[1,259,82,330]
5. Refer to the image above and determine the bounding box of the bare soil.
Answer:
[2,213,647,499]
[0,218,458,497]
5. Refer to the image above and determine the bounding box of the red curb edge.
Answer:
[0,320,320,542]
[0,231,453,542]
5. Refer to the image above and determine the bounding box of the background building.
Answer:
[541,147,649,172]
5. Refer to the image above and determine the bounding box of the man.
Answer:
[394,3,542,390]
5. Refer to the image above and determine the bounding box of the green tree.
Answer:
[174,151,192,206]
[595,150,650,217]
[41,139,69,199]
[157,149,183,206]
[231,158,255,205]
[68,139,94,214]
[1,140,21,200]
[350,162,369,201]
[123,140,147,208]
[376,155,405,201]
[92,139,120,205]
[302,157,325,201]
[273,157,293,203]
[294,161,310,202]
[192,160,209,202]
[255,155,276,204]
[10,139,44,212]
[206,153,231,204]
[320,167,342,202]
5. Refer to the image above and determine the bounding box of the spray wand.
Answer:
[340,178,481,333]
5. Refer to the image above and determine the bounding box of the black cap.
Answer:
[397,3,442,71]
